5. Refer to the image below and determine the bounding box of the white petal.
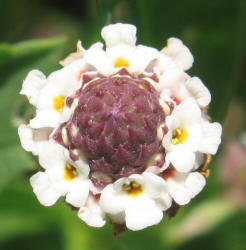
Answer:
[99,184,126,214]
[38,141,65,170]
[84,45,112,75]
[30,172,61,206]
[30,107,71,128]
[156,192,172,211]
[157,53,177,75]
[158,68,188,93]
[78,195,105,227]
[18,125,36,154]
[167,145,195,173]
[185,172,206,199]
[198,121,222,154]
[20,70,46,106]
[65,179,90,207]
[101,23,136,47]
[125,195,163,231]
[18,125,52,155]
[130,45,159,74]
[167,174,191,205]
[47,59,84,95]
[142,172,168,199]
[174,100,201,127]
[162,38,194,71]
[185,77,211,107]
[193,152,205,170]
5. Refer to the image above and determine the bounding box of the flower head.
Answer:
[19,23,222,232]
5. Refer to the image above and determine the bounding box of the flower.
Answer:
[99,172,172,230]
[18,23,222,232]
[161,166,206,205]
[83,23,159,76]
[162,100,222,172]
[21,60,86,128]
[30,140,90,207]
[157,69,211,107]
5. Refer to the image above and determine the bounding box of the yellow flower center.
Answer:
[114,57,130,68]
[171,128,188,145]
[64,163,78,181]
[53,95,65,113]
[123,181,143,197]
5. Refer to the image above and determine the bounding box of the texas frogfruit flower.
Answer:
[18,23,222,232]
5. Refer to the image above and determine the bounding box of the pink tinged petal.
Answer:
[198,121,222,154]
[78,195,106,227]
[167,145,195,173]
[125,196,163,231]
[185,77,211,107]
[30,172,61,206]
[185,172,206,199]
[142,172,168,199]
[20,70,46,106]
[162,38,194,71]
[99,184,126,214]
[101,23,137,47]
[65,179,90,207]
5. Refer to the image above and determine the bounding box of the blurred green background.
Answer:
[0,0,246,249]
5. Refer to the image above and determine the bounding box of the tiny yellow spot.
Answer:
[64,163,78,181]
[123,181,143,197]
[171,128,188,145]
[114,57,130,68]
[53,95,65,113]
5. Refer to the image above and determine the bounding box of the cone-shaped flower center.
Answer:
[57,73,167,181]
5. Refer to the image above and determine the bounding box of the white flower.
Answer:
[163,167,206,205]
[99,172,172,231]
[21,59,86,128]
[158,69,211,107]
[84,23,159,76]
[162,100,222,172]
[162,37,194,71]
[78,194,105,227]
[30,141,90,207]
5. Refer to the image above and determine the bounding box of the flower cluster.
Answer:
[18,23,222,231]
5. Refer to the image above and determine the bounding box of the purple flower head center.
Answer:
[54,74,166,182]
